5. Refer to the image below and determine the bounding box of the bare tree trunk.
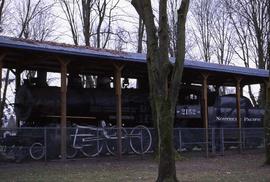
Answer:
[265,0,270,165]
[81,0,94,46]
[137,17,144,53]
[0,69,9,120]
[156,100,177,181]
[96,0,106,48]
[248,85,258,106]
[60,0,79,45]
[0,0,5,27]
[131,0,189,181]
[258,84,266,107]
[266,82,270,164]
[266,66,270,164]
[18,0,32,38]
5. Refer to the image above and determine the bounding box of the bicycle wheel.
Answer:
[106,126,128,155]
[29,142,45,160]
[130,125,152,154]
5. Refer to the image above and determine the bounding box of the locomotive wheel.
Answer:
[130,125,152,154]
[66,128,78,159]
[29,142,45,160]
[67,143,78,159]
[67,148,77,159]
[106,126,128,155]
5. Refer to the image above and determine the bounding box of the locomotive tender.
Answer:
[14,72,264,129]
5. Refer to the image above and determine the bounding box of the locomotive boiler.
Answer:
[15,83,152,127]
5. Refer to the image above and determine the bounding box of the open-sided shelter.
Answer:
[0,36,268,159]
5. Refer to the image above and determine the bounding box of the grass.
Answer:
[0,152,270,182]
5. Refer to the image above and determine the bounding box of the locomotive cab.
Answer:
[175,85,215,128]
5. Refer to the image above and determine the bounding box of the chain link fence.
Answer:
[0,126,265,162]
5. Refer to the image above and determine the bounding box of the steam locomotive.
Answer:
[14,73,264,129]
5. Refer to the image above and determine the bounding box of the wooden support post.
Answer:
[0,56,3,127]
[264,79,269,109]
[114,64,124,159]
[15,69,22,91]
[202,74,209,157]
[265,79,270,163]
[15,69,22,127]
[236,78,242,152]
[58,57,69,160]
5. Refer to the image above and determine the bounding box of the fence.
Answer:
[0,126,265,162]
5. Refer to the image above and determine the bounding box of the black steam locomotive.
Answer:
[14,73,264,129]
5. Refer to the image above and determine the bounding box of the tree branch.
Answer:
[169,0,189,107]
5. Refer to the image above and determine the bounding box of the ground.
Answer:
[0,152,269,182]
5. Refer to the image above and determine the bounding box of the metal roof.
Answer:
[184,59,268,78]
[0,36,268,79]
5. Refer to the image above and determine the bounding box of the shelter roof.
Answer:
[0,36,268,85]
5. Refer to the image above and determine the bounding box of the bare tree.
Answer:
[11,0,54,39]
[137,16,144,53]
[113,27,129,51]
[95,0,107,48]
[93,0,120,48]
[0,0,6,32]
[167,0,195,59]
[227,0,268,69]
[131,0,189,181]
[226,3,258,105]
[59,0,121,49]
[226,0,269,106]
[268,1,270,71]
[203,0,235,95]
[76,0,95,46]
[211,2,234,66]
[59,0,80,45]
[30,7,56,41]
[190,0,214,63]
